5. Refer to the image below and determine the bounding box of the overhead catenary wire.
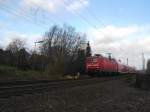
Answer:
[30,0,102,30]
[62,0,101,31]
[0,3,57,28]
[0,1,102,32]
[78,0,106,27]
[0,6,46,27]
[26,2,62,25]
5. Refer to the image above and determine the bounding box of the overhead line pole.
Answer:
[142,50,145,70]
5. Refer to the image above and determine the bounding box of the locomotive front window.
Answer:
[87,57,99,63]
[93,58,98,62]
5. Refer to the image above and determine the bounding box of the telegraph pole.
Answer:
[34,40,45,54]
[34,42,37,50]
[142,50,145,70]
[127,58,128,65]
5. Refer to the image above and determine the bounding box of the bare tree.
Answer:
[40,24,86,75]
[6,38,27,68]
[6,38,26,54]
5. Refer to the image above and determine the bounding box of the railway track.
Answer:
[0,75,127,98]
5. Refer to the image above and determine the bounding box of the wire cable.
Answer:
[63,0,101,31]
[78,0,106,27]
[0,3,56,28]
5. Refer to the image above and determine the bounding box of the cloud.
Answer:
[88,25,139,44]
[0,31,42,51]
[0,0,11,4]
[22,0,58,13]
[21,0,89,13]
[66,0,89,11]
[87,25,150,69]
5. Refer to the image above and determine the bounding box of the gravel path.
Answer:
[0,78,150,112]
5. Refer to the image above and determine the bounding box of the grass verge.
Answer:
[0,65,63,81]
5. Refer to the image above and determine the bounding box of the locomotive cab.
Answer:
[86,54,103,75]
[86,54,118,76]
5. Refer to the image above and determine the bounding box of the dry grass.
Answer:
[0,65,63,81]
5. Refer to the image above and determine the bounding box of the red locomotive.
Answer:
[86,54,136,76]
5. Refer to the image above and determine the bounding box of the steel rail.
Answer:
[0,75,127,98]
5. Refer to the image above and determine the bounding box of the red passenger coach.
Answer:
[86,54,136,76]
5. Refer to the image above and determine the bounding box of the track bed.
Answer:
[0,75,125,98]
[1,75,150,112]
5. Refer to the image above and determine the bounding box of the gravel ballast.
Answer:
[0,78,150,112]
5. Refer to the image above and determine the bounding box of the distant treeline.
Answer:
[0,24,92,77]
